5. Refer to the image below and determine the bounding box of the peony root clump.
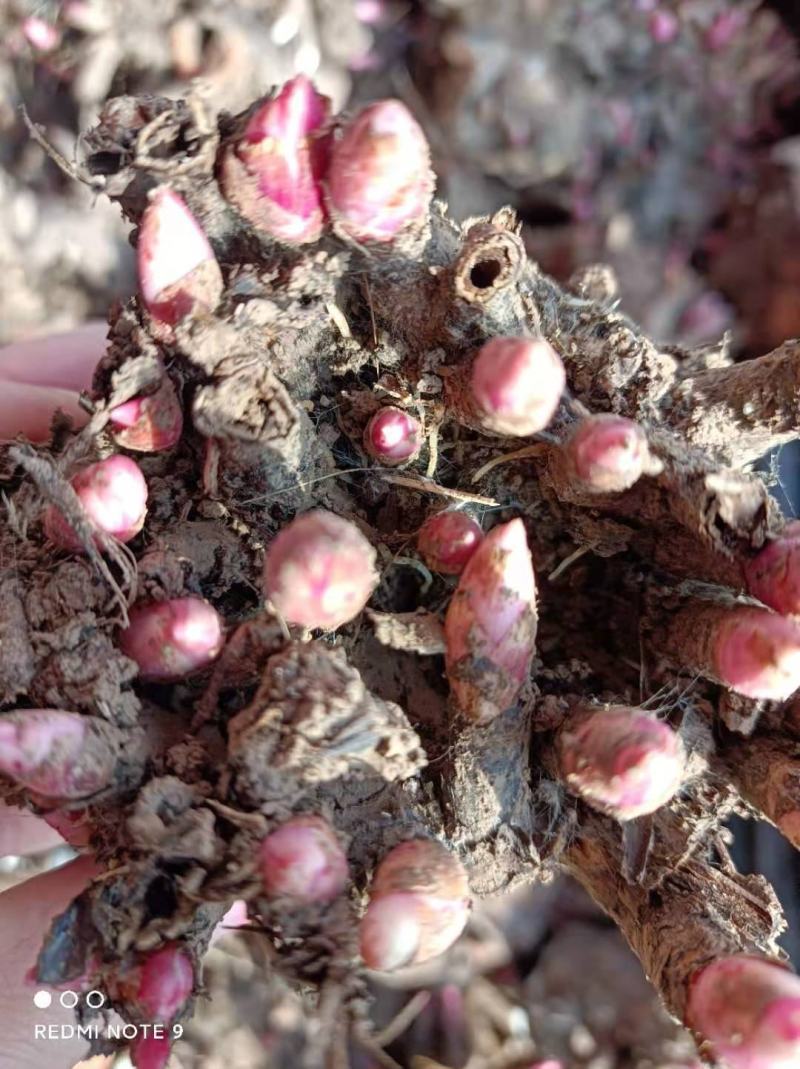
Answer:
[4,74,800,1068]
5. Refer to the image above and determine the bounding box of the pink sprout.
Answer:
[715,610,800,701]
[109,377,183,453]
[260,815,349,903]
[687,955,800,1069]
[138,188,222,328]
[44,455,148,551]
[558,707,685,820]
[363,406,422,465]
[118,597,224,682]
[219,75,330,244]
[0,710,114,800]
[744,535,800,617]
[470,337,565,438]
[326,100,433,243]
[135,945,194,1024]
[566,414,650,493]
[262,510,378,630]
[418,511,484,576]
[445,519,537,723]
[130,1033,171,1069]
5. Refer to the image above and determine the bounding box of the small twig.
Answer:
[382,473,500,507]
[353,1025,406,1069]
[470,443,548,485]
[21,105,92,186]
[363,274,378,347]
[426,423,440,479]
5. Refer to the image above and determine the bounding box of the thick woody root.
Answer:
[4,71,800,1067]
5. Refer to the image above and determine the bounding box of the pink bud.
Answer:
[470,338,565,438]
[648,10,679,43]
[130,1033,171,1069]
[715,610,800,701]
[360,840,470,971]
[22,16,61,51]
[118,597,224,682]
[260,815,348,903]
[558,707,685,820]
[363,406,422,466]
[0,710,115,799]
[687,955,800,1069]
[705,10,746,52]
[745,535,800,616]
[44,455,148,551]
[135,944,194,1023]
[138,188,223,329]
[219,75,330,245]
[445,519,537,724]
[262,510,378,630]
[109,378,183,453]
[326,100,433,244]
[418,511,484,576]
[565,414,650,493]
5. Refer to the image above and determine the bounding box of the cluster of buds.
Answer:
[217,75,433,247]
[687,954,800,1069]
[259,815,349,904]
[118,597,225,682]
[363,406,422,466]
[445,519,537,724]
[262,509,378,630]
[360,840,470,971]
[557,706,686,820]
[44,455,148,551]
[562,414,655,493]
[457,337,566,439]
[418,510,484,575]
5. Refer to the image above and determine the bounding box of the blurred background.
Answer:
[2,1,800,1066]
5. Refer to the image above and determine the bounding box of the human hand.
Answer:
[0,322,112,1069]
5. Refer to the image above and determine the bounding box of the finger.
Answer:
[0,381,89,442]
[0,805,65,858]
[0,857,98,1069]
[0,323,107,391]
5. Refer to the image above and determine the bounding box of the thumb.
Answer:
[0,856,109,1069]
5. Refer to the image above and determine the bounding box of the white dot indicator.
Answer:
[59,991,79,1009]
[33,991,52,1010]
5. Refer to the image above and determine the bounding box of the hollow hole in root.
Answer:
[144,874,179,919]
[469,258,503,289]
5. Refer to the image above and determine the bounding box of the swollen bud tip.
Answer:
[44,455,148,551]
[136,944,194,1023]
[565,414,651,493]
[363,406,422,465]
[715,609,800,701]
[130,1033,171,1069]
[138,188,223,328]
[558,706,685,820]
[687,955,800,1069]
[119,597,224,682]
[445,519,537,724]
[745,533,800,617]
[469,337,565,438]
[110,377,183,453]
[0,710,115,799]
[418,511,484,576]
[219,75,330,244]
[262,509,378,630]
[360,840,470,971]
[326,100,433,244]
[260,815,349,904]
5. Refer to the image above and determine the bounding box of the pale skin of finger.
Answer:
[0,857,108,1069]
[0,323,107,442]
[0,805,65,858]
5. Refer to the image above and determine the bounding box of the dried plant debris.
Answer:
[5,74,800,1069]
